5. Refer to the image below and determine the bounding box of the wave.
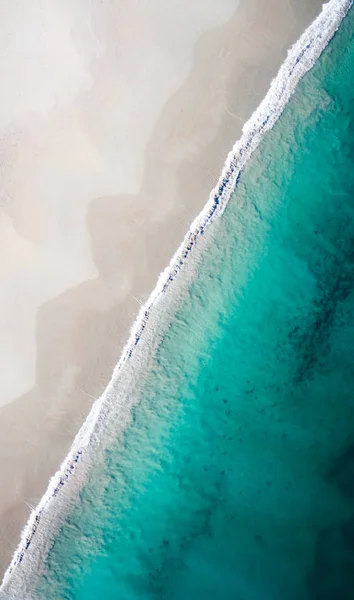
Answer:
[1,0,352,597]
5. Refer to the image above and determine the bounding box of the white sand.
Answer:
[0,0,323,575]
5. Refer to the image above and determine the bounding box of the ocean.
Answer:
[2,2,354,599]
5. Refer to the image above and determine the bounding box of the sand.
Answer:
[0,0,324,576]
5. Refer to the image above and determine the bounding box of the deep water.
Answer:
[38,8,354,600]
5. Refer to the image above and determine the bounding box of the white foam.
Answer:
[1,0,352,597]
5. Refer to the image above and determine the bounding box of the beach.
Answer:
[0,0,324,577]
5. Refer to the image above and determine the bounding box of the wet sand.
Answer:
[0,0,323,576]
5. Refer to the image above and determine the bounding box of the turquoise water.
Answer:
[38,9,353,600]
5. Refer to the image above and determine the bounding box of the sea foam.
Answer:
[0,0,352,597]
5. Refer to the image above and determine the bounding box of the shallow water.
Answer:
[36,7,354,600]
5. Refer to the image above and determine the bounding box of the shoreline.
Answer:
[0,0,326,580]
[1,0,352,597]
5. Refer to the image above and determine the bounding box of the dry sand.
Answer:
[0,0,324,576]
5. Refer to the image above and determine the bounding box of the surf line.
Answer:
[1,0,352,597]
